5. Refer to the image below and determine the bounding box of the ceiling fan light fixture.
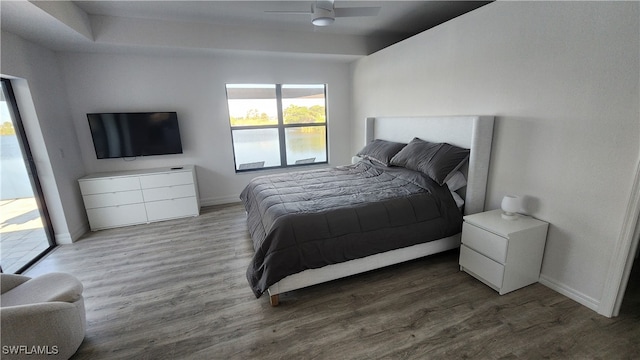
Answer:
[312,16,334,26]
[268,1,379,27]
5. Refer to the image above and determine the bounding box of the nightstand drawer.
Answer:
[460,245,504,289]
[461,222,508,263]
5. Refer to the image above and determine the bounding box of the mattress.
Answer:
[240,160,463,298]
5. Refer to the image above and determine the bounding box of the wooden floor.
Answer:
[26,204,639,359]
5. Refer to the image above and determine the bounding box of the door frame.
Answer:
[599,157,640,317]
[1,78,56,273]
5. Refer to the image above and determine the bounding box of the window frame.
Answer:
[226,83,328,172]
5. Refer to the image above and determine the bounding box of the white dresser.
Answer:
[459,209,549,295]
[79,165,200,231]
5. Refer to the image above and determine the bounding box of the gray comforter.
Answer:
[240,160,463,298]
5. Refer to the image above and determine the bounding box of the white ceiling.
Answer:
[1,1,490,59]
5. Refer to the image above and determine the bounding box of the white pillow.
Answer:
[445,171,466,191]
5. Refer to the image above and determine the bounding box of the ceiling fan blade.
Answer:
[334,7,381,18]
[264,11,312,15]
[266,3,313,15]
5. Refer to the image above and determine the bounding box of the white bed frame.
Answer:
[266,115,495,305]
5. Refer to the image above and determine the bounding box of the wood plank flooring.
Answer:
[25,204,639,359]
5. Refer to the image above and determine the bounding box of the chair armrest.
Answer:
[1,300,74,315]
[1,274,31,294]
[1,302,85,359]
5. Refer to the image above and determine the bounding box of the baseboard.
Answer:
[539,274,600,313]
[69,223,89,242]
[54,232,73,245]
[54,223,90,244]
[200,195,241,207]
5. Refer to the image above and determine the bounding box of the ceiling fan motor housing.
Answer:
[312,3,335,26]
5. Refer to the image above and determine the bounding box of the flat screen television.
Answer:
[87,112,183,159]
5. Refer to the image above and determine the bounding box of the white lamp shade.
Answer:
[501,195,521,220]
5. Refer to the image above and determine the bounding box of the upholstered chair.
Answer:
[0,272,86,359]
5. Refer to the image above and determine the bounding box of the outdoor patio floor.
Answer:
[0,197,50,273]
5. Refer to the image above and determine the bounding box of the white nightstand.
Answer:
[459,209,549,295]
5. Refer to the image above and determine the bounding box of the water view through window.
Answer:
[226,84,327,171]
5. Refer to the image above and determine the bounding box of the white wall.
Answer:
[58,51,353,205]
[1,31,87,243]
[350,1,640,314]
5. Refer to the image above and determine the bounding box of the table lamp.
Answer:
[501,195,521,220]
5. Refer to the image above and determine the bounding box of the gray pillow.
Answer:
[356,139,406,166]
[390,137,470,185]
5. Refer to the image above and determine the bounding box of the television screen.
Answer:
[87,112,183,159]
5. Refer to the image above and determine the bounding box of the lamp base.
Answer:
[501,212,519,220]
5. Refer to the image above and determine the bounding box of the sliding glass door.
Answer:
[0,78,55,273]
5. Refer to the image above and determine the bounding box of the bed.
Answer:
[240,115,494,305]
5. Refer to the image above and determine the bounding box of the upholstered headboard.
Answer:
[364,116,494,215]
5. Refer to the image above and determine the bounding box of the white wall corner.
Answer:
[30,1,93,40]
[66,222,90,243]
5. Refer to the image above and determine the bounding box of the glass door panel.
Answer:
[0,79,55,273]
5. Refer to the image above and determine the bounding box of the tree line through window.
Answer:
[226,84,328,171]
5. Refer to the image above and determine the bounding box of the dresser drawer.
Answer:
[145,197,199,222]
[86,204,148,230]
[142,184,196,202]
[139,171,193,189]
[461,222,508,263]
[82,190,143,209]
[79,177,140,195]
[459,245,504,289]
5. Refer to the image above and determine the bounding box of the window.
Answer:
[226,84,327,171]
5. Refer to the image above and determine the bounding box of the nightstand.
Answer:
[459,209,549,295]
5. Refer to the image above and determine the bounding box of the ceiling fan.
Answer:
[266,0,381,27]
